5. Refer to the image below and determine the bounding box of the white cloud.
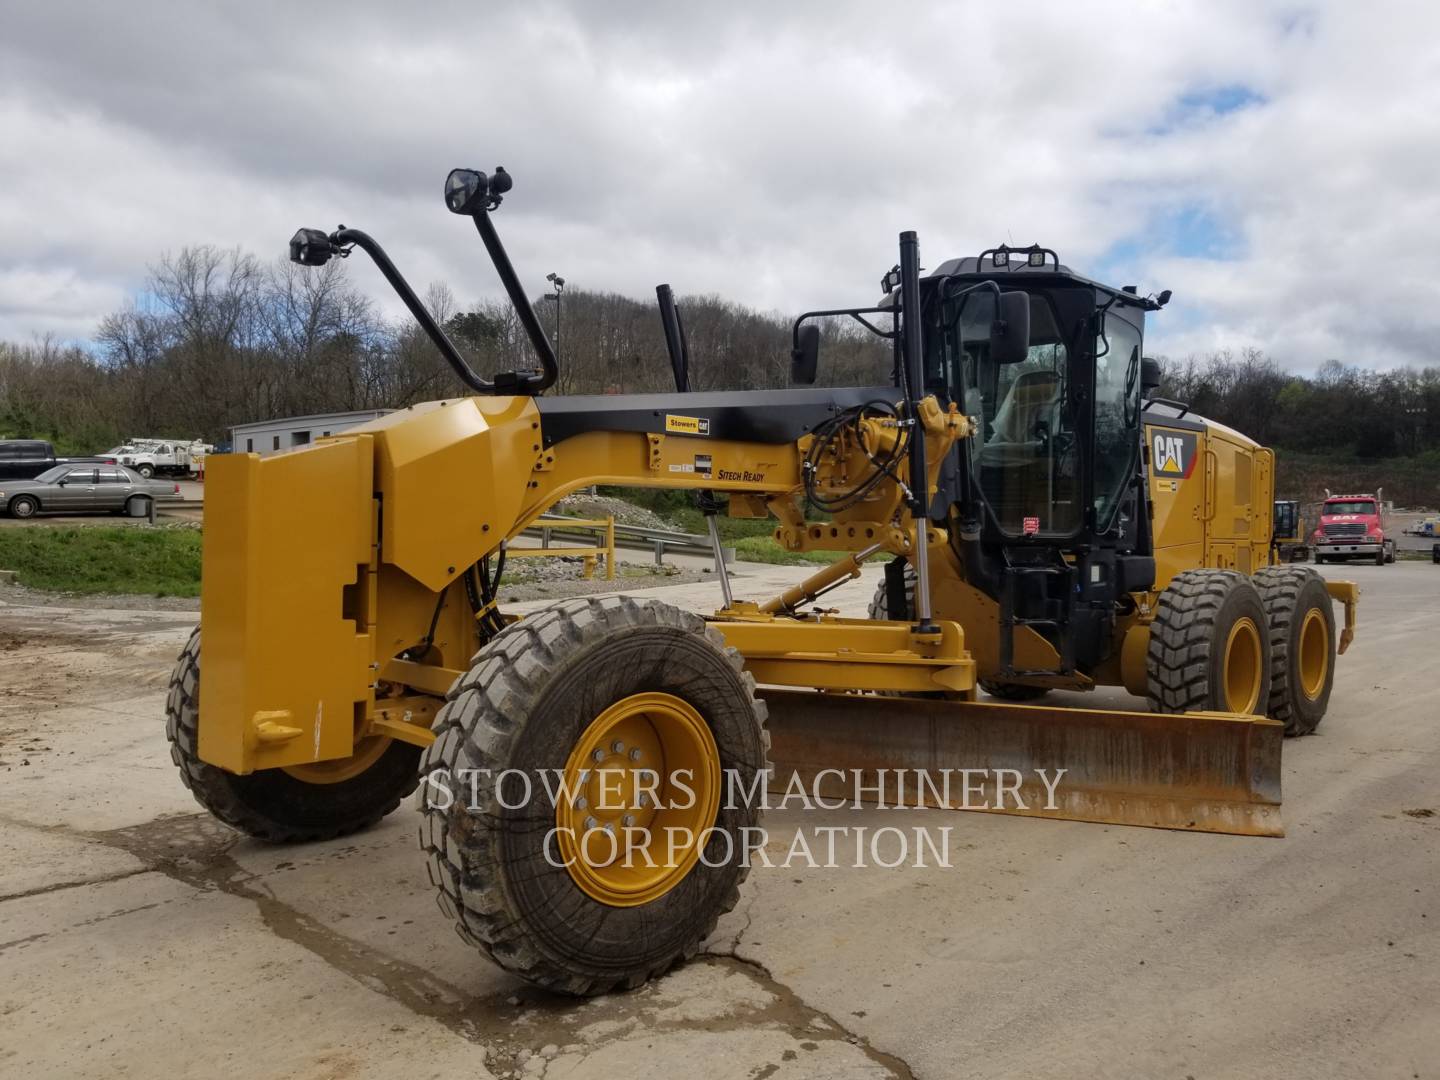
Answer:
[1,1,1437,371]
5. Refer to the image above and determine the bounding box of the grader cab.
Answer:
[167,165,1358,995]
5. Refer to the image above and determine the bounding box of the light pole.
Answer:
[545,272,565,364]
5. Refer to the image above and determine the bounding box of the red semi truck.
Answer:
[1313,489,1396,566]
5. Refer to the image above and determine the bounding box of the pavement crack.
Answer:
[706,952,918,1079]
[24,809,916,1077]
[0,865,151,902]
[708,888,758,958]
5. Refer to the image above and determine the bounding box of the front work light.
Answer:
[289,228,335,266]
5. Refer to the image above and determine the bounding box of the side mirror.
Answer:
[57,478,67,487]
[1141,356,1162,397]
[791,324,820,385]
[990,291,1031,365]
[444,167,512,215]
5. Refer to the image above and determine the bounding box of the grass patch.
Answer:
[0,526,202,596]
[732,536,843,565]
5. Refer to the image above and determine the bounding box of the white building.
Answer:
[229,409,391,455]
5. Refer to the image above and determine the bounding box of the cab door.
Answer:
[95,468,132,511]
[53,468,98,510]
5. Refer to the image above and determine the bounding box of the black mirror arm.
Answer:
[790,306,897,350]
[468,212,558,393]
[937,277,1003,306]
[330,228,495,394]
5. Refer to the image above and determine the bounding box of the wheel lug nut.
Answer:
[583,816,597,830]
[611,740,625,753]
[591,749,604,762]
[629,748,642,761]
[637,793,648,807]
[574,796,587,810]
[622,814,635,827]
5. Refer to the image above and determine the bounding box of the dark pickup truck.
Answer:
[0,440,116,480]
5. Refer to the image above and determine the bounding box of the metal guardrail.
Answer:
[509,516,616,579]
[521,514,735,567]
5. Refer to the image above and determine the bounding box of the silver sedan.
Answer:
[0,465,183,518]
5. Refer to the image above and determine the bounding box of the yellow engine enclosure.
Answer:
[1145,414,1275,587]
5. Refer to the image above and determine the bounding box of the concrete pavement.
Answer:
[0,560,1436,1078]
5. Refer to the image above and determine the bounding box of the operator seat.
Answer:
[985,370,1060,456]
[981,369,1064,530]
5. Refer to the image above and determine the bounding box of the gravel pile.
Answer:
[553,493,672,531]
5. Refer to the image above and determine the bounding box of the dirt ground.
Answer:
[0,560,1436,1079]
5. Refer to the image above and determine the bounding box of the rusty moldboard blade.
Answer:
[758,690,1284,837]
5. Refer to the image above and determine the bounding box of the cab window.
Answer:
[1092,312,1143,529]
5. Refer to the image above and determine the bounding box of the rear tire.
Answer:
[8,495,37,519]
[165,629,423,842]
[417,596,768,996]
[1253,566,1335,736]
[1147,569,1271,715]
[1374,547,1385,566]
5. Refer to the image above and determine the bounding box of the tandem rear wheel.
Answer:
[1147,567,1336,736]
[416,596,769,996]
[164,629,423,842]
[1147,569,1270,716]
[1253,566,1336,735]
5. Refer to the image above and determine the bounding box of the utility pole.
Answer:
[545,272,566,364]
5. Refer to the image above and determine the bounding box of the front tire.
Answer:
[417,596,768,996]
[165,629,423,842]
[8,495,37,518]
[1254,566,1335,735]
[1147,569,1271,715]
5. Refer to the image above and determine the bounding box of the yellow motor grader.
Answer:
[167,165,1358,995]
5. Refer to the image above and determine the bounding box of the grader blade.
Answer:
[759,690,1284,837]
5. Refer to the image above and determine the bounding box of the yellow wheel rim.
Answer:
[1222,616,1264,714]
[556,692,721,907]
[282,733,391,784]
[1297,608,1329,700]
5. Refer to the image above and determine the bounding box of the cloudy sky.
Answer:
[2,1,1437,370]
